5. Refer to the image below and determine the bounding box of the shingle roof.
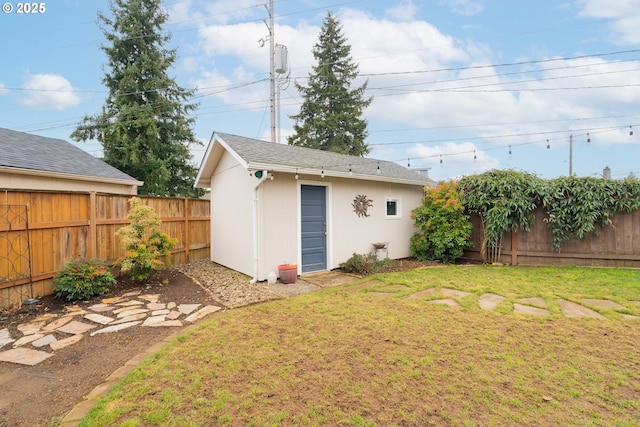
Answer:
[0,128,140,183]
[214,132,431,186]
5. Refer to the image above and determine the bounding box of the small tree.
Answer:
[410,181,473,262]
[116,197,177,281]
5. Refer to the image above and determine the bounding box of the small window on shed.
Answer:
[386,197,401,219]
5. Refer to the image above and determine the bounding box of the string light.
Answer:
[587,133,591,144]
[546,139,550,149]
[295,168,299,180]
[630,126,634,136]
[377,162,381,174]
[439,155,443,166]
[473,150,477,162]
[349,164,352,176]
[407,158,411,168]
[508,145,512,157]
[321,167,324,178]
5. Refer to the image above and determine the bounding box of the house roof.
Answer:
[0,127,142,185]
[196,132,432,187]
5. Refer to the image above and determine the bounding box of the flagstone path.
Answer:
[347,280,640,321]
[0,290,221,367]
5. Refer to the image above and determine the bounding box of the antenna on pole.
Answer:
[259,0,275,143]
[275,44,290,144]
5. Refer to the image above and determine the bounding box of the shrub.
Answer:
[54,259,116,301]
[410,180,473,262]
[340,252,380,275]
[116,197,177,282]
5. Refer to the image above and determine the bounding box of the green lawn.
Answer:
[81,265,640,426]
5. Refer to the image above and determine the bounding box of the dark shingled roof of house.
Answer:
[0,127,139,182]
[214,132,432,185]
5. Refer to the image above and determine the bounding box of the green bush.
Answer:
[410,180,473,262]
[116,197,177,282]
[340,252,380,275]
[54,259,116,301]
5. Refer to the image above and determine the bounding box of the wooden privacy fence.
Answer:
[0,190,210,308]
[464,207,640,267]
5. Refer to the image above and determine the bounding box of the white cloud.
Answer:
[577,0,640,44]
[0,82,7,95]
[408,141,500,177]
[19,73,82,110]
[385,0,420,21]
[438,0,485,16]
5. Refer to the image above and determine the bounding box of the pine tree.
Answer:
[71,0,204,197]
[288,12,372,156]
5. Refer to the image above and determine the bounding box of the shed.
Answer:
[195,132,431,282]
[0,127,142,194]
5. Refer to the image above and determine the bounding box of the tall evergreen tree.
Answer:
[71,0,204,197]
[288,12,372,156]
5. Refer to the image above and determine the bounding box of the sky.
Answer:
[1,0,639,182]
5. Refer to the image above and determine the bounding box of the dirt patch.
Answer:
[0,268,220,427]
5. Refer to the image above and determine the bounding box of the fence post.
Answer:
[183,198,190,263]
[511,230,518,266]
[88,192,97,259]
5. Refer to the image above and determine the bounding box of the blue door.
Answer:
[301,185,327,273]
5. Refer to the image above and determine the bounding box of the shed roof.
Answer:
[0,127,142,185]
[196,132,432,187]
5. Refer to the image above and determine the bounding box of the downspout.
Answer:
[250,170,269,284]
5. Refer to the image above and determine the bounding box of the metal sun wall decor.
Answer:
[352,194,373,217]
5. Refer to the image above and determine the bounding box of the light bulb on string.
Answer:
[473,150,477,162]
[587,133,591,145]
[508,145,512,157]
[295,168,299,180]
[439,155,443,167]
[377,162,381,174]
[546,139,550,149]
[321,167,324,178]
[407,158,411,168]
[630,126,634,137]
[349,164,352,176]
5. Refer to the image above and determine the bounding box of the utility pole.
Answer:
[267,0,276,143]
[569,134,573,176]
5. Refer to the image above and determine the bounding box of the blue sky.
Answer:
[1,0,639,181]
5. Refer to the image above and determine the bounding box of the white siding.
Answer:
[209,152,255,277]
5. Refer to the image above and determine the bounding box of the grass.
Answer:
[80,265,640,426]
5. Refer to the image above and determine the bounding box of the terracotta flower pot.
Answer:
[278,263,297,284]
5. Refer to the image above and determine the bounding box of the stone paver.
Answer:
[148,302,166,311]
[427,298,460,307]
[111,313,148,325]
[88,303,113,313]
[346,280,381,291]
[42,316,74,332]
[17,320,46,336]
[557,299,607,319]
[379,284,410,292]
[142,315,167,326]
[84,313,115,325]
[516,297,547,307]
[479,293,506,311]
[0,347,54,365]
[32,334,57,348]
[57,320,97,335]
[441,288,472,299]
[90,321,142,336]
[620,314,640,320]
[513,303,550,316]
[0,328,14,348]
[404,288,436,299]
[50,334,84,350]
[184,305,222,322]
[116,308,149,318]
[366,292,398,297]
[147,320,183,327]
[580,299,627,310]
[13,333,45,347]
[177,303,201,315]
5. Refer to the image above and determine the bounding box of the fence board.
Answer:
[465,207,640,267]
[0,190,211,309]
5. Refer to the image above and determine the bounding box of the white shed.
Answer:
[195,132,430,282]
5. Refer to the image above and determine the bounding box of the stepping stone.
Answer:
[13,333,45,347]
[579,299,627,310]
[0,347,54,365]
[88,303,113,313]
[139,294,160,302]
[122,290,142,297]
[17,321,45,335]
[366,292,397,297]
[147,320,183,327]
[479,293,506,311]
[629,301,640,306]
[151,309,170,316]
[116,308,148,318]
[50,334,84,350]
[167,302,176,309]
[90,321,141,336]
[441,288,472,299]
[57,320,97,335]
[379,284,409,292]
[32,335,57,348]
[142,315,167,326]
[178,304,201,315]
[101,297,122,304]
[514,303,550,316]
[147,302,166,311]
[621,314,640,320]
[427,299,460,307]
[42,316,74,332]
[0,328,15,348]
[405,288,437,299]
[111,313,148,325]
[557,299,607,319]
[65,305,84,313]
[84,313,114,325]
[166,310,181,320]
[516,297,547,308]
[346,280,383,291]
[184,305,222,322]
[116,300,144,307]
